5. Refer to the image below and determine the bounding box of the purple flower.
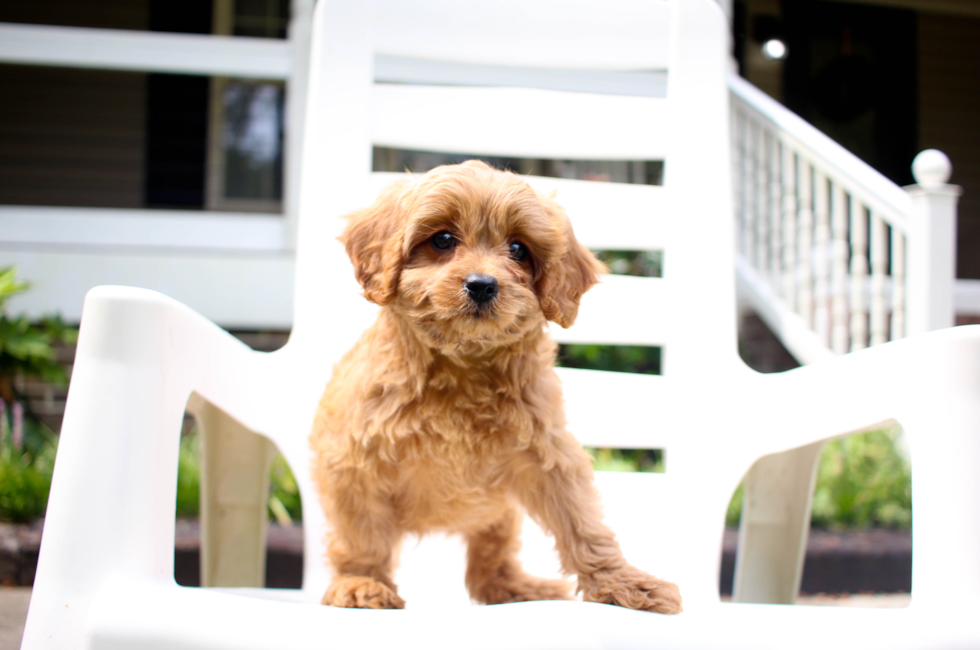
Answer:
[12,402,23,449]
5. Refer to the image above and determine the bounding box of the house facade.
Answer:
[0,0,977,348]
[0,0,309,329]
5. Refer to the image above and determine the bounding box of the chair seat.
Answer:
[84,575,975,650]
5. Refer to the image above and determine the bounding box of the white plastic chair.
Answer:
[22,0,980,648]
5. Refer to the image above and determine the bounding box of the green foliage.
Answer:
[592,250,662,278]
[175,434,202,517]
[725,482,744,527]
[810,426,911,529]
[174,429,303,523]
[0,268,30,310]
[724,426,912,530]
[0,267,77,389]
[590,448,664,473]
[268,453,302,525]
[0,267,76,523]
[0,419,57,522]
[558,344,661,375]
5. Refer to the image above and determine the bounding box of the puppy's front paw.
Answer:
[581,566,682,614]
[322,575,406,609]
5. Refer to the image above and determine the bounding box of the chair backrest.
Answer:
[286,0,736,447]
[261,0,740,603]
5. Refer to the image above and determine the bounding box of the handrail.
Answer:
[728,74,959,360]
[729,74,910,231]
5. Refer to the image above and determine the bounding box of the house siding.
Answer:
[0,65,147,208]
[918,12,980,279]
[0,0,149,31]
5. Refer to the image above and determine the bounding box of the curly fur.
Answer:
[310,161,682,614]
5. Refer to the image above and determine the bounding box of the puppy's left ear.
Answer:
[339,182,407,306]
[536,204,606,329]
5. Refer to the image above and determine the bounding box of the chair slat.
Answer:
[374,55,668,98]
[372,84,669,160]
[375,0,672,71]
[524,176,668,250]
[556,367,675,449]
[553,275,668,346]
[370,173,669,251]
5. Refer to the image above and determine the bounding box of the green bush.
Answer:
[268,453,302,525]
[592,250,662,278]
[0,422,303,524]
[0,267,77,401]
[558,344,661,375]
[590,448,664,473]
[0,267,75,523]
[175,434,202,517]
[725,482,744,527]
[723,425,911,529]
[810,426,911,529]
[0,419,57,522]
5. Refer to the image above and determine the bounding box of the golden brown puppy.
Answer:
[310,160,681,614]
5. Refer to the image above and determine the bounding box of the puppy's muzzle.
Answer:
[465,273,499,305]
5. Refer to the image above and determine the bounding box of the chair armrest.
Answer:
[27,286,263,648]
[745,325,980,456]
[738,325,980,603]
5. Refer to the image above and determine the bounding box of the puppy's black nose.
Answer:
[465,273,499,304]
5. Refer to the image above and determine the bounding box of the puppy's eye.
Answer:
[431,231,456,251]
[509,241,529,263]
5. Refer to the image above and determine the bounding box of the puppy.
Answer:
[310,160,681,613]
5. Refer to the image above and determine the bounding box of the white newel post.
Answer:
[905,149,961,336]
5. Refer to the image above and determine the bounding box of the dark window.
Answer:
[143,0,214,208]
[149,0,213,35]
[144,75,210,208]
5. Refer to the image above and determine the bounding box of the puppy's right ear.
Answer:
[338,183,406,306]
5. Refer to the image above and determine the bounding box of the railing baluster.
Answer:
[892,230,907,340]
[781,141,797,312]
[731,108,740,253]
[849,202,869,351]
[756,124,769,276]
[869,212,889,346]
[734,109,747,258]
[831,182,850,354]
[797,158,814,328]
[743,115,756,267]
[813,170,831,347]
[769,131,783,296]
[729,89,933,363]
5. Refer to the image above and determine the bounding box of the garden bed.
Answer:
[718,527,912,595]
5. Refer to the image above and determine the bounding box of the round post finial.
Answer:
[912,149,952,188]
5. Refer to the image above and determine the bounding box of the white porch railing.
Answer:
[729,74,962,364]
